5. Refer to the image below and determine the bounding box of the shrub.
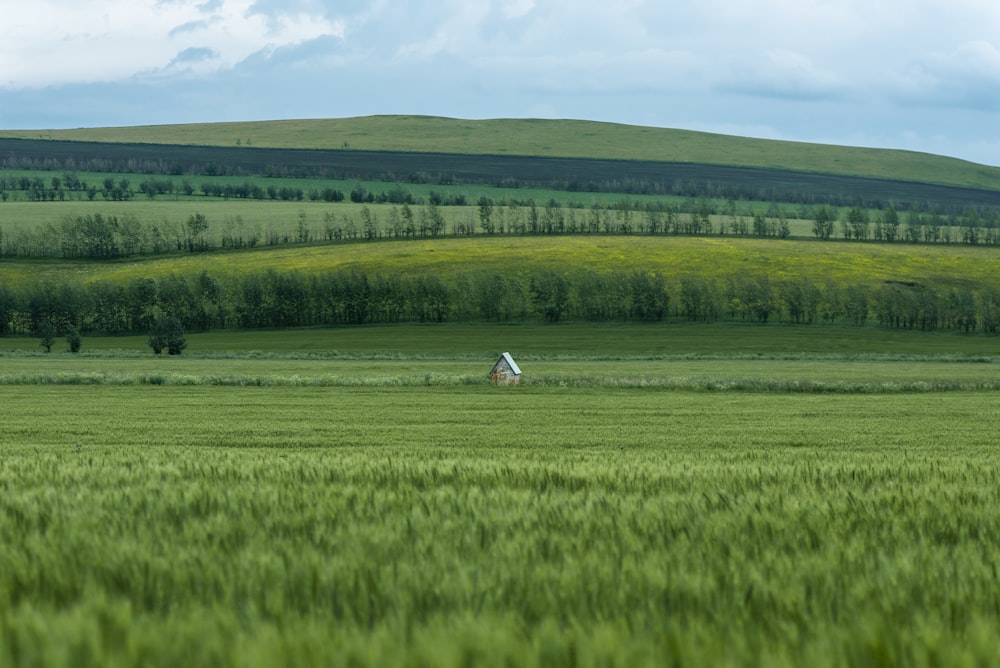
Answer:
[38,320,55,353]
[66,327,82,353]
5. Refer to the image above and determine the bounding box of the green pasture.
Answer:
[5,321,999,357]
[3,322,1000,392]
[1,234,997,292]
[3,383,1000,666]
[2,354,1000,392]
[3,115,999,189]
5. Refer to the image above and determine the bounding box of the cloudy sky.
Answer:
[2,0,999,165]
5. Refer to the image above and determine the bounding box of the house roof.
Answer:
[493,352,521,375]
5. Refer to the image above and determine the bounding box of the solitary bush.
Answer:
[66,327,82,353]
[38,320,55,353]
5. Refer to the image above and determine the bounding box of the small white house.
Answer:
[490,352,521,385]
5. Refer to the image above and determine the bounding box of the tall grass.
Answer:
[2,385,999,666]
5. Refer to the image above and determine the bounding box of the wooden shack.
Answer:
[490,352,521,385]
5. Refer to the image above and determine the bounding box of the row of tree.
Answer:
[4,269,1000,338]
[6,147,998,211]
[35,315,186,354]
[6,170,1000,220]
[6,201,1000,260]
[0,174,426,205]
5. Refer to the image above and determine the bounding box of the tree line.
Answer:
[3,269,1000,338]
[4,199,1000,260]
[5,169,1000,217]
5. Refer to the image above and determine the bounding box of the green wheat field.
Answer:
[2,324,1000,667]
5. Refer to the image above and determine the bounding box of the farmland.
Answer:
[3,369,1000,666]
[4,137,1000,212]
[3,324,1000,665]
[4,117,1000,666]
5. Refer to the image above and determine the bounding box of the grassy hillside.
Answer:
[3,116,999,191]
[3,236,998,292]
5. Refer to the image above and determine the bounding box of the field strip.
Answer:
[1,355,999,391]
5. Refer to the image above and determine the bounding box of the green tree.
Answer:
[0,284,14,335]
[474,273,508,322]
[977,287,1000,334]
[360,206,379,240]
[185,212,209,251]
[904,210,923,243]
[743,275,775,323]
[425,202,445,237]
[881,206,900,242]
[812,206,834,240]
[387,206,403,238]
[627,271,669,322]
[527,200,540,234]
[847,207,870,240]
[773,206,791,239]
[38,319,56,353]
[477,196,495,234]
[781,278,820,324]
[149,316,187,355]
[946,288,977,333]
[843,285,869,326]
[530,271,569,323]
[401,204,416,238]
[296,210,311,243]
[66,327,82,353]
[644,204,665,235]
[679,276,719,322]
[127,278,158,334]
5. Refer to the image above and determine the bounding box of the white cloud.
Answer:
[502,0,534,20]
[0,0,342,88]
[891,40,1000,110]
[394,3,494,61]
[722,49,849,101]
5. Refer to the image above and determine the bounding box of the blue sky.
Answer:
[2,0,999,165]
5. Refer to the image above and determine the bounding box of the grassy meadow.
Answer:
[2,234,999,293]
[1,321,998,393]
[6,320,1000,356]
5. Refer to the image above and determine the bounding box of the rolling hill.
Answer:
[2,115,1000,193]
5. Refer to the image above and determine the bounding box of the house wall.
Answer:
[490,361,520,385]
